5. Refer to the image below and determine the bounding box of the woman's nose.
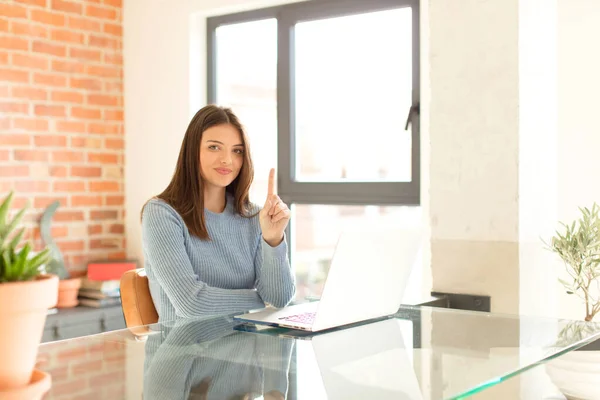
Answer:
[221,154,232,165]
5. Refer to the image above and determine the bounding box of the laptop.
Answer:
[234,227,422,332]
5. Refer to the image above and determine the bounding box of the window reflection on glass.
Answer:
[294,8,413,182]
[215,19,277,206]
[291,204,422,302]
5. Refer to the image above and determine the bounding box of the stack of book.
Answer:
[77,260,138,308]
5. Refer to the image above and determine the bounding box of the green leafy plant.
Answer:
[544,203,600,321]
[0,191,52,283]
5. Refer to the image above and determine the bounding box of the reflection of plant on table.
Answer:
[544,203,600,322]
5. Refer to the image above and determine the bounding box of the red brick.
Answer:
[103,110,122,121]
[88,153,118,164]
[71,136,102,148]
[15,0,47,7]
[0,116,9,130]
[53,180,84,191]
[68,16,101,31]
[51,60,85,74]
[69,47,101,62]
[89,181,119,192]
[87,94,118,106]
[11,53,49,70]
[0,150,9,161]
[12,87,47,101]
[13,118,48,131]
[105,138,124,149]
[108,224,124,234]
[0,102,28,114]
[30,9,66,26]
[88,224,102,234]
[88,34,119,49]
[0,52,7,64]
[103,22,121,36]
[71,166,101,177]
[0,68,29,83]
[10,21,49,39]
[71,195,102,207]
[55,120,85,133]
[90,238,119,249]
[52,150,84,162]
[34,135,67,147]
[51,0,82,14]
[0,4,28,19]
[0,166,28,177]
[14,150,49,162]
[32,41,66,57]
[88,122,119,135]
[58,240,85,251]
[15,180,50,192]
[34,72,67,87]
[34,104,66,117]
[0,36,28,51]
[103,0,122,7]
[70,77,102,91]
[53,211,84,221]
[103,52,122,65]
[0,19,6,33]
[49,165,67,177]
[90,210,117,220]
[34,196,67,208]
[0,134,30,146]
[52,90,84,103]
[85,4,117,19]
[108,251,126,260]
[104,81,122,93]
[72,107,101,119]
[51,29,85,44]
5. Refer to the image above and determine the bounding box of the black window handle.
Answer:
[405,103,420,130]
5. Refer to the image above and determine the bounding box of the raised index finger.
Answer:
[267,168,275,197]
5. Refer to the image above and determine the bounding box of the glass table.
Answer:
[36,305,600,400]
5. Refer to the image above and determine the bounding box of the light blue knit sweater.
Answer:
[141,195,296,322]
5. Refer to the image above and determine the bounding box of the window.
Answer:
[208,0,420,301]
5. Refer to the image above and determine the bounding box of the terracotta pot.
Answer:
[0,274,58,390]
[0,369,51,400]
[57,277,82,308]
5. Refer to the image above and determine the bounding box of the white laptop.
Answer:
[233,227,422,332]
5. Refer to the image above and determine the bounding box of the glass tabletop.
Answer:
[36,305,600,400]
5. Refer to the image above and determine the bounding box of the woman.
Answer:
[141,105,296,322]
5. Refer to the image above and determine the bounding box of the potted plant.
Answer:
[543,203,600,400]
[41,200,81,308]
[0,191,57,397]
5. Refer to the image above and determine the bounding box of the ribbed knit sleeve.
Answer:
[142,200,265,318]
[254,234,296,308]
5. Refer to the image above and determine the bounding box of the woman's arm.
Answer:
[142,201,265,318]
[253,234,296,308]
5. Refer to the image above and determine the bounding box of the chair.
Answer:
[120,268,158,336]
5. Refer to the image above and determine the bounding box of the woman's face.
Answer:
[199,123,245,190]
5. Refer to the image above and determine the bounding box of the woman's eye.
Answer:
[234,149,244,154]
[208,145,219,150]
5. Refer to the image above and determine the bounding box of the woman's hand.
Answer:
[259,169,290,247]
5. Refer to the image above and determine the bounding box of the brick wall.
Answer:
[0,0,125,271]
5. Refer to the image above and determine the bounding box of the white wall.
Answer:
[557,0,600,320]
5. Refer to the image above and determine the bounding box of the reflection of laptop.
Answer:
[291,318,423,399]
[234,227,421,332]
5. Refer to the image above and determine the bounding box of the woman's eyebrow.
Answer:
[206,140,244,147]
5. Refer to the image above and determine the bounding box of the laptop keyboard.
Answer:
[280,312,316,325]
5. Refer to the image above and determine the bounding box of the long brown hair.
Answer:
[142,105,255,240]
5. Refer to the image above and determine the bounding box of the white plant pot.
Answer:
[545,350,600,400]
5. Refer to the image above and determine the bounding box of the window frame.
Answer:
[207,0,421,207]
